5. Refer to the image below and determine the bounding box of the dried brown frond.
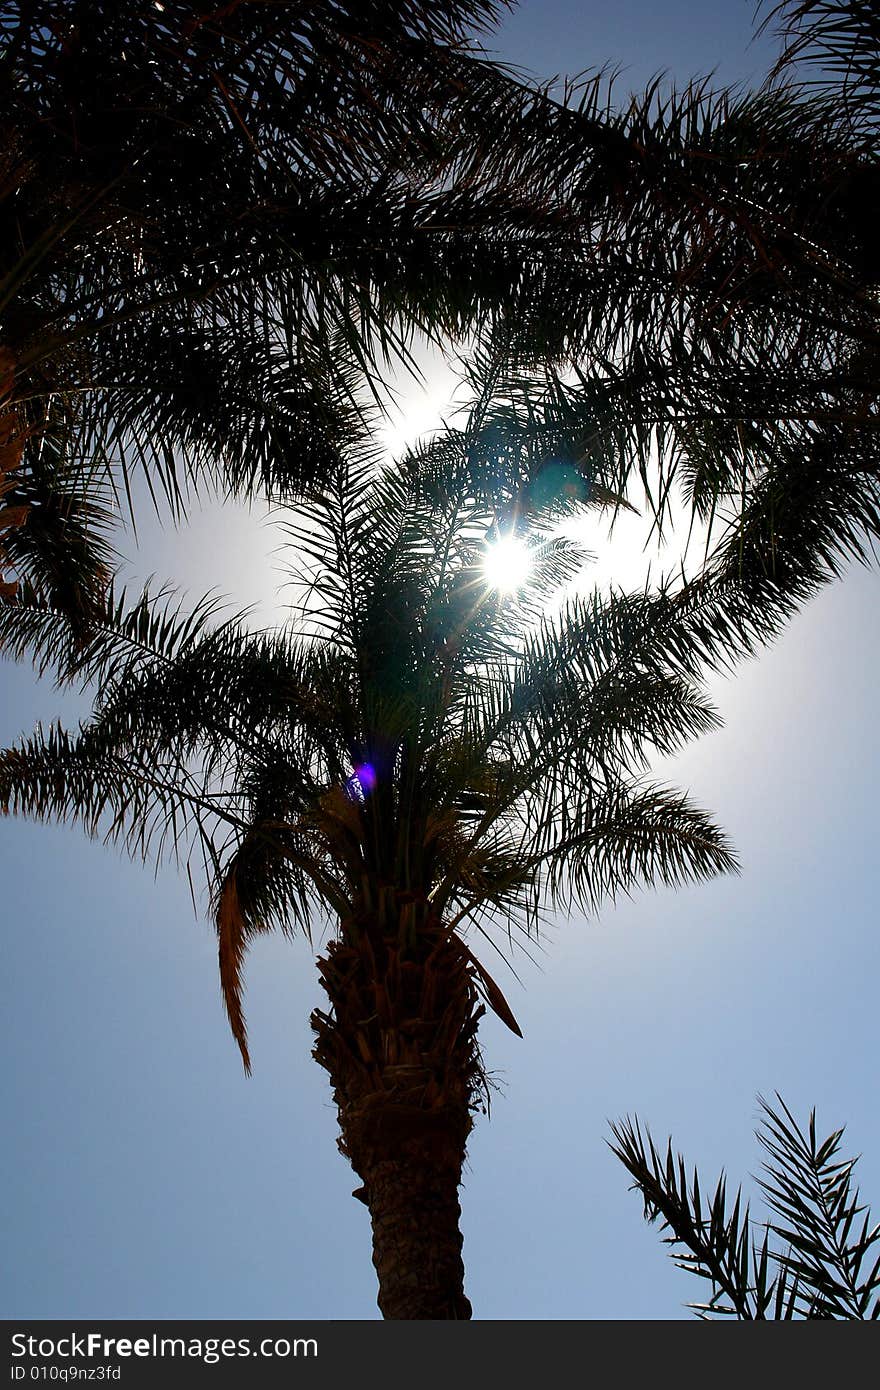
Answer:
[216,872,255,1074]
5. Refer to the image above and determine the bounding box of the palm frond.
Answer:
[756,1093,880,1318]
[610,1095,880,1318]
[761,1,880,137]
[2,407,736,1063]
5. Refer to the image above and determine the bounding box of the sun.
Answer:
[483,532,533,594]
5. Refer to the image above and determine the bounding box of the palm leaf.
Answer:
[610,1094,880,1318]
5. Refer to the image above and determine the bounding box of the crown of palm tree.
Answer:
[0,400,737,1066]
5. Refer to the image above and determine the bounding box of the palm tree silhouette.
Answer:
[0,402,737,1316]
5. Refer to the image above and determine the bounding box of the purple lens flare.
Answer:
[345,762,377,799]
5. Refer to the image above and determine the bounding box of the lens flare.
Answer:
[355,763,377,793]
[483,533,533,594]
[345,763,377,800]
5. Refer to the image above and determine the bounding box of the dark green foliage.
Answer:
[610,1094,880,1318]
[3,0,877,662]
[0,0,559,619]
[456,1,880,659]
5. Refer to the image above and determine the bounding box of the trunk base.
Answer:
[311,920,486,1319]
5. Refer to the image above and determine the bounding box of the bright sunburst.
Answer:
[483,532,533,594]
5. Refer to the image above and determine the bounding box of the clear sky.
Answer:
[3,2,878,1321]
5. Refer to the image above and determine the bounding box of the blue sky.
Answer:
[3,2,878,1321]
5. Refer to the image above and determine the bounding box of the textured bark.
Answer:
[360,1141,471,1319]
[311,912,484,1319]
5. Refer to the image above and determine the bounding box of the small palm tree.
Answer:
[610,1094,880,1318]
[0,417,736,1317]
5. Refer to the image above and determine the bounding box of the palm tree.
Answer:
[610,1094,880,1318]
[0,407,737,1317]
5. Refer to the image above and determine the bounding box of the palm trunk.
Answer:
[311,913,485,1319]
[348,1096,472,1319]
